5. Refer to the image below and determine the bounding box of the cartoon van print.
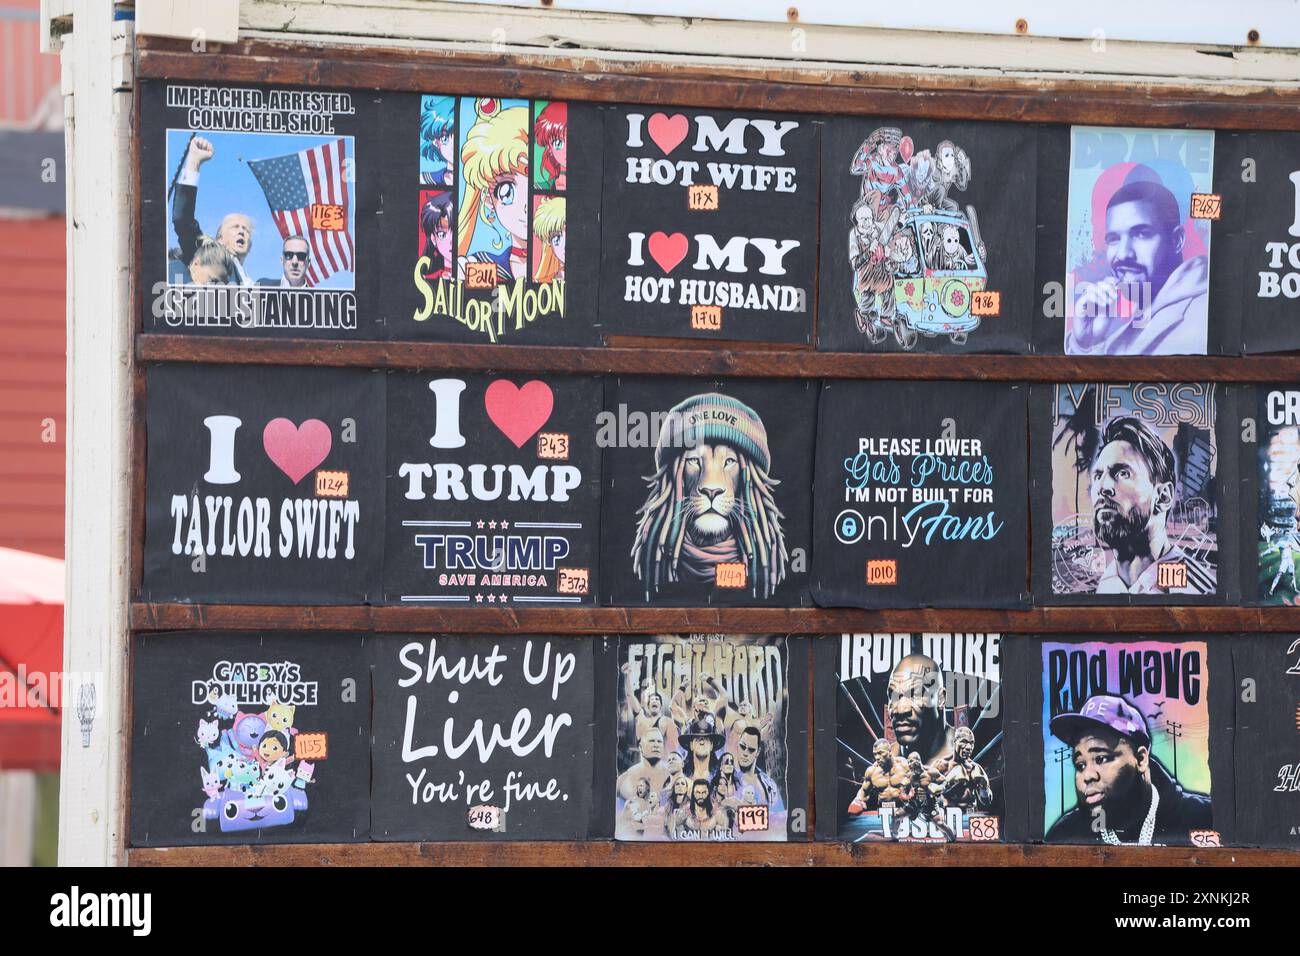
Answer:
[890,210,987,349]
[848,126,992,351]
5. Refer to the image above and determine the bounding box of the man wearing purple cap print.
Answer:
[1046,694,1211,845]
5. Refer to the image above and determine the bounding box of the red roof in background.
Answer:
[0,3,68,773]
[0,214,66,771]
[0,604,61,772]
[0,216,64,559]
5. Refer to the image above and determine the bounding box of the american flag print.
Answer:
[247,138,355,287]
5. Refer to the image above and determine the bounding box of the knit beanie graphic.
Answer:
[653,393,771,473]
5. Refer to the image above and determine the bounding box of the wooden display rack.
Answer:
[122,34,1300,867]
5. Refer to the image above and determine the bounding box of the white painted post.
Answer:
[55,0,134,867]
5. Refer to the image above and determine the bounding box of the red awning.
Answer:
[0,547,64,772]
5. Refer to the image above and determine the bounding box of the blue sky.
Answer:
[166,129,357,288]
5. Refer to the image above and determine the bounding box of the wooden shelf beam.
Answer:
[137,336,1300,381]
[135,35,1300,133]
[127,841,1298,867]
[130,603,1300,634]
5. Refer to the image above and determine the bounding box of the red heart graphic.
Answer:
[647,112,689,155]
[262,418,332,485]
[647,231,689,274]
[484,380,554,448]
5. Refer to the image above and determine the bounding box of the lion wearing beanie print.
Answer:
[632,393,788,600]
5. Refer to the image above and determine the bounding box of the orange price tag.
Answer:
[736,805,769,833]
[537,432,570,461]
[968,815,1001,841]
[691,305,722,331]
[1157,561,1187,589]
[315,469,350,498]
[294,732,328,761]
[866,559,897,585]
[466,261,498,289]
[1190,193,1221,220]
[715,562,748,589]
[971,290,1001,317]
[310,203,346,231]
[688,184,719,211]
[557,567,590,595]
